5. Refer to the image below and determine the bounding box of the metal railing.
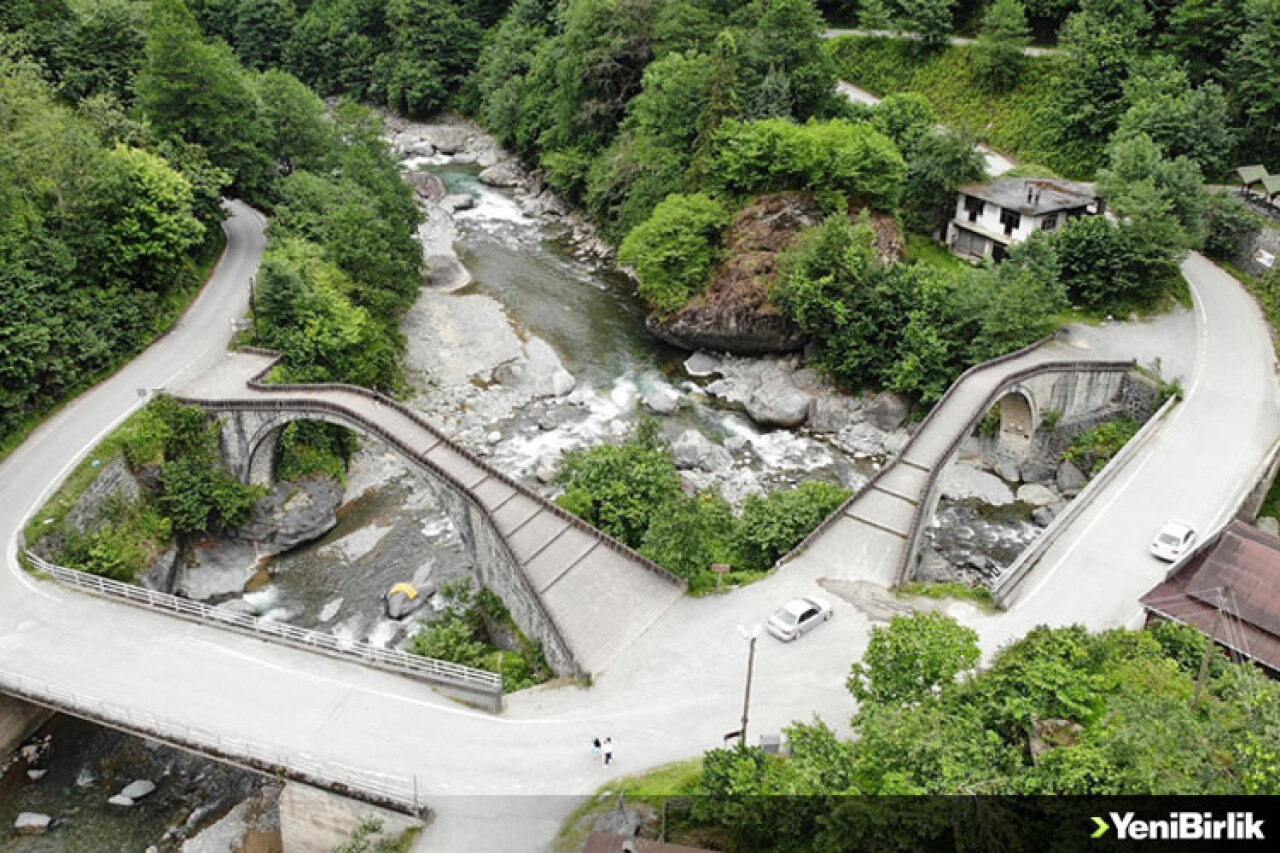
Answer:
[26,551,502,698]
[0,667,426,816]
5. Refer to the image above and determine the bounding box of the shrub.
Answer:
[733,480,851,571]
[711,118,906,209]
[555,420,683,549]
[1203,192,1262,261]
[1064,415,1141,476]
[618,193,731,315]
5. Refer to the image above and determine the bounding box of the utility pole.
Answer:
[1193,587,1228,710]
[739,624,761,749]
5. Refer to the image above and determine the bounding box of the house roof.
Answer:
[582,832,718,853]
[958,178,1097,216]
[1140,521,1280,672]
[1262,175,1280,198]
[1236,165,1270,187]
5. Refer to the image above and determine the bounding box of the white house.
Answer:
[946,178,1101,262]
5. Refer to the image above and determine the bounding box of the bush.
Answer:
[733,480,851,571]
[711,118,906,209]
[618,193,731,315]
[555,419,683,547]
[1064,415,1141,476]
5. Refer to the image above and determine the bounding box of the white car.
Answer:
[1150,520,1196,562]
[767,595,832,642]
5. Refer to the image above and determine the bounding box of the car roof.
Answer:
[1161,520,1195,535]
[780,596,827,615]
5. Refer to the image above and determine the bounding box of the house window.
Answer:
[1042,213,1059,231]
[999,208,1021,236]
[963,195,984,222]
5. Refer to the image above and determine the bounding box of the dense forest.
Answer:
[0,0,422,460]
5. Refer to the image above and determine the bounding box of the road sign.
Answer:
[711,563,731,574]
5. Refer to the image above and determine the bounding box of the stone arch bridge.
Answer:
[788,340,1143,588]
[175,350,687,679]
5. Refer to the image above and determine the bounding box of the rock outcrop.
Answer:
[647,193,821,354]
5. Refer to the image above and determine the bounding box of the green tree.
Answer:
[1117,58,1236,175]
[640,492,735,580]
[618,192,730,314]
[73,144,204,293]
[254,238,399,387]
[847,611,980,705]
[230,0,297,71]
[554,419,683,548]
[869,93,937,156]
[1228,0,1280,161]
[58,0,148,103]
[974,0,1031,92]
[900,126,986,234]
[256,69,334,175]
[733,480,850,571]
[136,0,273,200]
[897,0,959,48]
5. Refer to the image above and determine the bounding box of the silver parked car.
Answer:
[1150,520,1196,562]
[767,595,833,641]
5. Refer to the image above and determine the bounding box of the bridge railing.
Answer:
[0,668,426,816]
[24,551,503,705]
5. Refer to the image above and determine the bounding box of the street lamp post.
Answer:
[738,624,761,749]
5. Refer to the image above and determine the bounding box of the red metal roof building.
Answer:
[1140,521,1280,673]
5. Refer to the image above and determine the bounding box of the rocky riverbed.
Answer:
[1,716,277,853]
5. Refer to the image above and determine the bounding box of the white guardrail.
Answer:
[0,667,425,815]
[24,552,502,699]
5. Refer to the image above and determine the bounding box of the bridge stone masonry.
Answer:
[174,349,687,680]
[787,335,1144,588]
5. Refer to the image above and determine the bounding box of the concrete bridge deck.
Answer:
[173,352,687,679]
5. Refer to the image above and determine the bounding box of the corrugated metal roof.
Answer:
[1236,165,1270,186]
[1141,521,1280,671]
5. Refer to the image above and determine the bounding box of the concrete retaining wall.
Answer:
[279,782,421,852]
[0,694,52,756]
[1230,221,1280,280]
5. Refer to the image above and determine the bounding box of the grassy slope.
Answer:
[825,36,1088,177]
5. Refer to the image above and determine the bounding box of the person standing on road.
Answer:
[591,737,601,760]
[603,737,613,767]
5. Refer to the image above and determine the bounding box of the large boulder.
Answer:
[1016,483,1058,507]
[424,253,472,291]
[646,193,818,355]
[177,541,263,601]
[478,160,523,188]
[234,478,343,555]
[670,430,733,473]
[441,193,476,212]
[494,338,576,398]
[1056,460,1088,496]
[808,394,863,434]
[941,463,1015,506]
[405,170,446,202]
[15,813,51,835]
[641,385,681,415]
[421,125,472,154]
[745,368,812,428]
[120,780,156,800]
[683,351,723,378]
[1257,516,1280,536]
[865,391,911,431]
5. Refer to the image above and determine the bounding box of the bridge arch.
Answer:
[239,411,365,487]
[994,386,1037,455]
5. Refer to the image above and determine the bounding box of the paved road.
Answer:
[0,194,1275,850]
[824,28,1065,56]
[836,80,1017,176]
